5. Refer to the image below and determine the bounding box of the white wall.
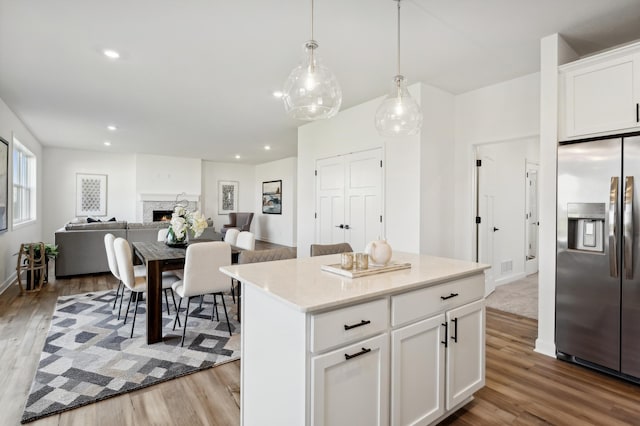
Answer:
[420,85,456,257]
[202,161,256,231]
[536,34,579,357]
[477,137,539,285]
[254,157,297,246]
[135,153,201,196]
[42,148,137,240]
[298,85,423,257]
[453,73,541,262]
[0,96,43,292]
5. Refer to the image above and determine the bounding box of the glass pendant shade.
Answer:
[283,40,342,121]
[375,75,423,136]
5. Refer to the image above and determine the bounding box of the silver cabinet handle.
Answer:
[624,176,634,279]
[610,177,619,278]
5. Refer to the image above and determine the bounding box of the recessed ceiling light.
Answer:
[107,125,117,131]
[103,49,120,59]
[104,141,111,146]
[272,91,283,98]
[264,145,271,150]
[235,155,241,159]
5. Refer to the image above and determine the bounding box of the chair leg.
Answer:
[199,294,204,309]
[231,280,236,304]
[220,293,232,336]
[164,289,171,315]
[131,293,141,338]
[171,290,181,327]
[211,294,216,321]
[117,284,126,320]
[173,298,182,331]
[113,281,122,309]
[181,297,191,347]
[124,291,133,324]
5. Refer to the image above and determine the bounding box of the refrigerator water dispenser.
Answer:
[567,203,605,253]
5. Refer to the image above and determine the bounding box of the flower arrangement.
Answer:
[167,205,208,245]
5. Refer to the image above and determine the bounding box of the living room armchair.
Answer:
[220,212,254,237]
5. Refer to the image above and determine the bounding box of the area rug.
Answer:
[485,273,538,320]
[21,289,240,423]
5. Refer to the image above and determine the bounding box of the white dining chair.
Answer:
[224,228,240,246]
[235,231,255,251]
[104,233,146,320]
[114,237,180,338]
[172,241,233,346]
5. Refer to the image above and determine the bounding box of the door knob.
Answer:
[335,224,344,229]
[344,224,350,230]
[493,227,500,232]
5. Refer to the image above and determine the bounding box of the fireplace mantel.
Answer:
[139,193,201,222]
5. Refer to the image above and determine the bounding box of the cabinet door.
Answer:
[311,333,389,426]
[445,299,485,409]
[391,314,445,426]
[564,54,640,137]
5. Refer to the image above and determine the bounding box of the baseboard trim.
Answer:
[495,272,527,287]
[0,272,17,295]
[534,338,556,358]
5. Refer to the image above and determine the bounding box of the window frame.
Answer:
[12,136,36,228]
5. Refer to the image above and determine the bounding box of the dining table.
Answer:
[131,240,241,344]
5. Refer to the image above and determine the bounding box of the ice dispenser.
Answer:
[567,203,605,253]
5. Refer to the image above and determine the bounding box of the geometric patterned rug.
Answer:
[21,289,240,424]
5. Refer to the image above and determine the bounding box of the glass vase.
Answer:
[165,226,189,247]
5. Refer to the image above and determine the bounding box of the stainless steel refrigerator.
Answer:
[557,134,640,381]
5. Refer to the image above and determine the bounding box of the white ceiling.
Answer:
[1,0,640,164]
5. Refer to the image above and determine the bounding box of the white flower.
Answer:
[168,205,208,240]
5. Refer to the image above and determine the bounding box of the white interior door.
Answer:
[316,149,383,250]
[525,162,539,275]
[345,150,383,252]
[478,154,497,296]
[316,156,345,244]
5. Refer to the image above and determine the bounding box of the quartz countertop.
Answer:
[220,252,490,313]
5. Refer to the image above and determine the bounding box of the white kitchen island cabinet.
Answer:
[220,252,489,426]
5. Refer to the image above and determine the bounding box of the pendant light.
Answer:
[375,0,423,136]
[282,0,342,120]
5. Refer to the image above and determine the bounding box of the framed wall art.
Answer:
[218,180,238,214]
[0,137,8,232]
[76,173,107,217]
[262,180,282,214]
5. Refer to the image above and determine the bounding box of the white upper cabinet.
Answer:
[560,42,640,140]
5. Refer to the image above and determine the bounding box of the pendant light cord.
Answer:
[397,0,401,76]
[311,0,314,41]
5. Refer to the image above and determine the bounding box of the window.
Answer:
[13,137,36,225]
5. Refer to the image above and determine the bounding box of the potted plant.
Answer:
[21,243,59,285]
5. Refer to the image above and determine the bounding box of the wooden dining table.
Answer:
[132,240,241,344]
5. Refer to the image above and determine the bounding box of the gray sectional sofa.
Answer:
[54,220,218,277]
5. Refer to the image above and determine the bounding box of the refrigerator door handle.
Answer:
[624,176,634,279]
[610,176,619,278]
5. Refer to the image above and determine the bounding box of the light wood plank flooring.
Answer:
[2,272,640,425]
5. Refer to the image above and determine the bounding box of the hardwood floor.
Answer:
[2,269,640,425]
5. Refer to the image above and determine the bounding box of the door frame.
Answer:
[525,161,539,275]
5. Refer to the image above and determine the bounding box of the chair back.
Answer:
[310,242,353,257]
[104,233,120,280]
[113,238,136,290]
[224,228,240,245]
[238,247,297,264]
[226,212,237,226]
[236,212,254,231]
[182,241,231,297]
[157,228,169,242]
[236,231,255,251]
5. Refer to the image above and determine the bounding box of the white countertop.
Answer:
[220,252,490,313]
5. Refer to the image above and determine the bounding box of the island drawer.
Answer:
[310,298,388,353]
[391,274,484,327]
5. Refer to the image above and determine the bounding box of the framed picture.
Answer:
[262,180,282,214]
[218,180,238,214]
[0,137,8,232]
[76,173,107,217]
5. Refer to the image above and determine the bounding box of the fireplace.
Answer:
[153,210,174,222]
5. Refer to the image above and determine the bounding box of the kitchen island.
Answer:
[220,252,490,426]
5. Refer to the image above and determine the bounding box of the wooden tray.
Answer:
[321,261,411,278]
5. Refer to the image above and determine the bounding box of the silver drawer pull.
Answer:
[345,347,371,360]
[344,320,371,330]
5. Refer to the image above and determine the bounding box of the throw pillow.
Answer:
[108,217,116,222]
[86,217,101,223]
